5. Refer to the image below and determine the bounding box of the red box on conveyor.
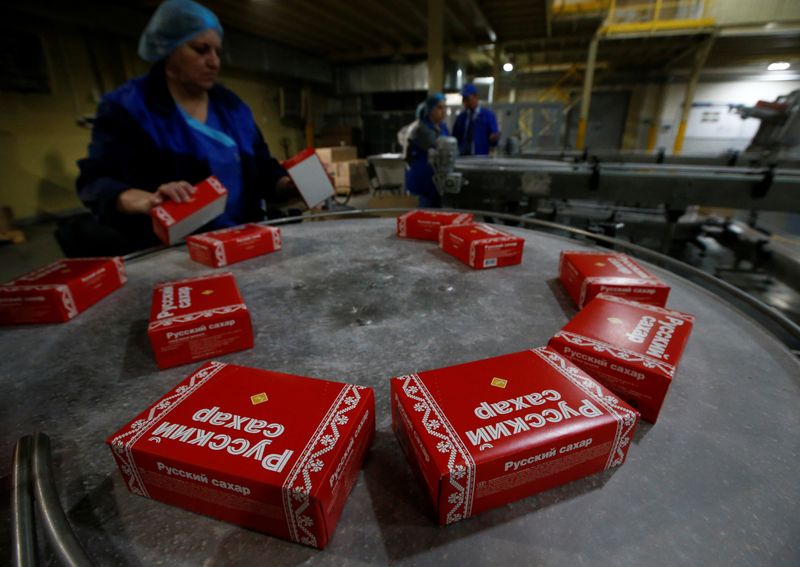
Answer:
[0,257,126,325]
[397,210,473,241]
[559,250,670,309]
[147,272,253,369]
[391,347,639,525]
[151,176,228,245]
[549,294,694,422]
[439,223,524,269]
[107,361,375,548]
[186,224,282,268]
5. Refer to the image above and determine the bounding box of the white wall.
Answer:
[653,79,800,154]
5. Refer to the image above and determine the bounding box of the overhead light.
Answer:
[767,61,790,71]
[503,62,513,72]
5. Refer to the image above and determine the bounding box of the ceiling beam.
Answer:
[452,0,496,42]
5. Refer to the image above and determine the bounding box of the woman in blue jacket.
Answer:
[77,0,294,252]
[405,93,449,209]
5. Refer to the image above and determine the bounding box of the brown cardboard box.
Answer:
[315,146,357,164]
[331,160,369,195]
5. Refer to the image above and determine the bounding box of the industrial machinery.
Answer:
[733,89,800,160]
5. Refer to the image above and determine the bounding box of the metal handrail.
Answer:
[12,436,34,567]
[12,433,95,567]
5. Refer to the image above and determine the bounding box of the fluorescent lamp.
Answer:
[767,62,790,71]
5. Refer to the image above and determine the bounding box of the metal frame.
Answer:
[12,433,95,567]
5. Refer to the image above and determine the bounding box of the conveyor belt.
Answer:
[454,156,800,212]
[1,215,799,565]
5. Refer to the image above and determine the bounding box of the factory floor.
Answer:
[2,196,800,330]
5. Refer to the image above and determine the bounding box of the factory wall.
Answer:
[651,79,800,154]
[709,0,800,26]
[0,24,307,222]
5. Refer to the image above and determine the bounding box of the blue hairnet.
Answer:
[138,0,223,62]
[420,93,445,118]
[461,83,478,97]
[415,102,426,120]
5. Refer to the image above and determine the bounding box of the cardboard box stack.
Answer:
[315,146,369,196]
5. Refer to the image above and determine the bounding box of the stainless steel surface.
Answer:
[12,436,34,567]
[31,433,95,567]
[454,156,800,212]
[1,217,799,565]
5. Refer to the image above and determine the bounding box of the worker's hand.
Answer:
[116,182,196,215]
[155,181,196,204]
[489,132,501,142]
[275,176,296,193]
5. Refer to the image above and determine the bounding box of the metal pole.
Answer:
[576,35,599,150]
[12,436,35,567]
[672,35,715,155]
[428,0,444,92]
[32,433,95,567]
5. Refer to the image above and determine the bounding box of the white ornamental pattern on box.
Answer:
[147,304,247,330]
[190,234,228,266]
[2,284,79,319]
[453,213,471,225]
[400,374,476,524]
[270,227,282,250]
[108,361,228,497]
[596,293,694,322]
[282,384,365,547]
[111,257,128,285]
[532,347,637,469]
[153,206,176,227]
[207,176,227,195]
[553,331,676,377]
[397,213,410,237]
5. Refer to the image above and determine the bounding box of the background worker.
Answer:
[404,94,449,208]
[452,83,500,156]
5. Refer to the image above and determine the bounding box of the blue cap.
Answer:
[138,0,223,63]
[461,83,478,97]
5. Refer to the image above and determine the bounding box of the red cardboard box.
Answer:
[397,210,474,241]
[391,347,639,525]
[151,176,228,245]
[0,258,126,325]
[439,223,524,269]
[147,272,253,369]
[559,250,670,309]
[283,148,336,209]
[107,361,375,549]
[186,224,282,268]
[549,294,694,422]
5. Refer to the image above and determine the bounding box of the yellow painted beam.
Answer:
[552,1,609,15]
[672,120,688,154]
[576,118,589,150]
[601,18,715,35]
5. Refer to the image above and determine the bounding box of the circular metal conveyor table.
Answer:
[1,217,799,566]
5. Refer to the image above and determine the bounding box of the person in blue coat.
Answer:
[76,0,294,252]
[405,93,449,208]
[452,83,500,156]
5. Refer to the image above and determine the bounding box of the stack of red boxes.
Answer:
[559,250,670,308]
[391,347,639,524]
[0,257,127,324]
[549,294,694,422]
[186,224,282,268]
[147,272,253,369]
[107,361,375,548]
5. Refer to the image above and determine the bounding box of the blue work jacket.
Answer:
[77,62,287,251]
[405,119,450,208]
[452,105,499,156]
